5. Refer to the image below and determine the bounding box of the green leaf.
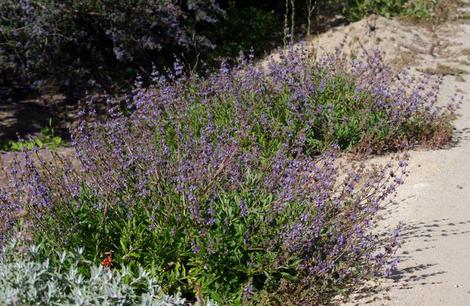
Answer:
[35,138,44,148]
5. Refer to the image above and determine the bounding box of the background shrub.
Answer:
[0,0,223,99]
[0,0,286,101]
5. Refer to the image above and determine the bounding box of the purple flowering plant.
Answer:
[0,45,455,304]
[129,46,454,157]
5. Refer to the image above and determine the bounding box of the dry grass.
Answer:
[419,115,456,149]
[398,0,459,29]
[419,63,469,76]
[390,51,419,70]
[461,48,470,56]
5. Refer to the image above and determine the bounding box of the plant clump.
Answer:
[0,46,456,304]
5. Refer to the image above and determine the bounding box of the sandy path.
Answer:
[346,3,470,305]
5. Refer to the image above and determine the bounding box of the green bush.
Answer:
[38,174,299,303]
[0,238,190,305]
[31,153,403,304]
[0,127,65,152]
[338,0,439,21]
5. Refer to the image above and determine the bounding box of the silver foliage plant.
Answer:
[0,239,189,306]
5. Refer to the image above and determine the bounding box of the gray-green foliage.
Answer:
[0,239,186,305]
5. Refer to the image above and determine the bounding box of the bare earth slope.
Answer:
[363,15,470,306]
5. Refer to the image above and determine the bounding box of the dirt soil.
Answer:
[0,93,78,141]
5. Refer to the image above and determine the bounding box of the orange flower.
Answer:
[100,251,113,267]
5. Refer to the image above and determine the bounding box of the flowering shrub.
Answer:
[0,239,188,305]
[129,47,455,155]
[0,47,455,304]
[2,149,406,304]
